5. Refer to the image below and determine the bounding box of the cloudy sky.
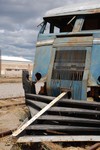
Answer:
[0,0,95,61]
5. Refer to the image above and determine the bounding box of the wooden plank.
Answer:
[27,99,100,115]
[38,115,100,124]
[12,92,66,137]
[17,135,100,143]
[26,124,100,131]
[72,17,84,32]
[26,94,100,108]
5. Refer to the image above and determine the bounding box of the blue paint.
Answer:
[31,13,100,101]
[32,45,52,80]
[90,44,100,84]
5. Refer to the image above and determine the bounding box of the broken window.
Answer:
[82,14,100,30]
[52,50,86,81]
[41,15,76,34]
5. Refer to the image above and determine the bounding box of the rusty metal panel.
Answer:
[53,36,93,47]
[88,44,100,86]
[32,45,52,80]
[44,1,100,18]
[89,8,100,14]
[48,43,92,99]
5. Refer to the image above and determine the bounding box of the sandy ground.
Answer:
[0,83,24,99]
[0,77,22,83]
[0,77,28,149]
[0,97,29,150]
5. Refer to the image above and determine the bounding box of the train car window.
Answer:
[43,15,76,34]
[82,14,100,30]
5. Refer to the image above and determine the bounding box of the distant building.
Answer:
[1,56,33,77]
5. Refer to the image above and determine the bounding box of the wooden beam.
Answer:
[12,92,66,137]
[17,135,100,143]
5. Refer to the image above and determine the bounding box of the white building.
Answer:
[0,56,33,77]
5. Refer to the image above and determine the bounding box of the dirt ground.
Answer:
[0,77,100,150]
[0,77,22,83]
[0,98,100,150]
[0,97,29,150]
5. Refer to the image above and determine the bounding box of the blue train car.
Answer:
[32,1,100,101]
[16,1,100,142]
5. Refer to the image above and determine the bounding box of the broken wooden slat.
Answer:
[17,135,100,143]
[12,92,66,137]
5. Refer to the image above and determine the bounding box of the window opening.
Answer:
[82,14,100,30]
[52,50,86,81]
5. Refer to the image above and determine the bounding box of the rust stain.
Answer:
[88,8,100,14]
[54,36,93,47]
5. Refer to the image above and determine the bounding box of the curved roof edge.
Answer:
[44,1,100,18]
[1,55,32,62]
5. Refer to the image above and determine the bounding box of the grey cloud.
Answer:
[0,0,95,60]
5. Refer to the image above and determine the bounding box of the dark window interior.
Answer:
[52,50,86,81]
[41,13,100,34]
[43,15,76,33]
[82,14,100,30]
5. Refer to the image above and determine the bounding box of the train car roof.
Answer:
[44,0,100,18]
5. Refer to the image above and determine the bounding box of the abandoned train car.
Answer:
[31,1,100,101]
[13,1,100,143]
